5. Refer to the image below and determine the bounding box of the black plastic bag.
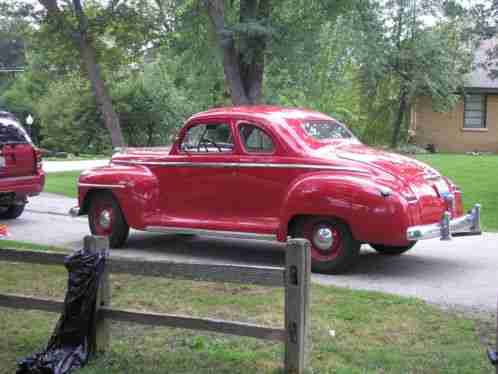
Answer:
[17,248,106,374]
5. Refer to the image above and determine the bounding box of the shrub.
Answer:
[36,73,111,154]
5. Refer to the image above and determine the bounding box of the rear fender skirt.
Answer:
[79,165,159,228]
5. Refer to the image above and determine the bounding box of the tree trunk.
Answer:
[39,0,125,147]
[206,0,269,105]
[391,87,408,148]
[78,41,125,147]
[240,0,270,104]
[73,0,125,147]
[206,0,250,105]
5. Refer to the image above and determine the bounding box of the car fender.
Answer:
[78,164,159,229]
[278,172,410,244]
[349,178,412,245]
[278,172,357,241]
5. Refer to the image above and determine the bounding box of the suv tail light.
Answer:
[34,148,42,170]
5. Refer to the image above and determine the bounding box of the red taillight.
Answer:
[34,148,42,170]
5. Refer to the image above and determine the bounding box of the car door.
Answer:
[234,121,297,234]
[156,120,240,230]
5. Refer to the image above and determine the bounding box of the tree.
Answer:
[37,73,110,154]
[202,0,352,105]
[0,31,25,70]
[354,0,472,147]
[38,0,125,147]
[468,1,498,78]
[205,0,270,105]
[0,0,164,148]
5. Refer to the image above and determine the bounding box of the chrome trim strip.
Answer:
[406,203,481,241]
[424,175,441,181]
[113,160,368,174]
[78,183,126,189]
[145,226,278,241]
[0,175,40,182]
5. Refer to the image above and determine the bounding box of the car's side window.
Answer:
[239,123,275,153]
[181,123,234,153]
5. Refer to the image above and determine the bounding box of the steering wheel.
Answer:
[198,137,222,152]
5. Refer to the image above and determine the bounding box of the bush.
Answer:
[112,59,197,146]
[0,70,50,144]
[36,73,111,155]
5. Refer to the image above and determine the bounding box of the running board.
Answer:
[145,226,278,242]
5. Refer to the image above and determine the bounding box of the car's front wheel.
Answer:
[88,191,129,248]
[291,217,360,274]
[370,242,416,255]
[0,204,25,219]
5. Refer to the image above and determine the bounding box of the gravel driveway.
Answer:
[6,192,498,314]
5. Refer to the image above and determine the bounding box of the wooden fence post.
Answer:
[284,238,311,374]
[495,294,498,374]
[84,235,111,354]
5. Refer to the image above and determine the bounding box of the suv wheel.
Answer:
[0,204,25,219]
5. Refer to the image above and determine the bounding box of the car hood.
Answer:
[315,143,439,181]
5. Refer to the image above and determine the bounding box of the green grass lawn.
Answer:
[0,239,67,252]
[415,154,498,232]
[44,171,80,198]
[0,243,493,373]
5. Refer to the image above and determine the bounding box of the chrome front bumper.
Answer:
[406,204,481,241]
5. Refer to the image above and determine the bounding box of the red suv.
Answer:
[0,112,44,219]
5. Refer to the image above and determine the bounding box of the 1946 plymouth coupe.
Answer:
[71,106,481,273]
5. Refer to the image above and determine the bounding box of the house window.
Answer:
[464,94,486,129]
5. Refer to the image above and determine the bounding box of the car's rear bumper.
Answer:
[406,204,481,241]
[0,173,45,198]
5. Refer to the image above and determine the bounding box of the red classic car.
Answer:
[71,106,481,273]
[0,112,44,219]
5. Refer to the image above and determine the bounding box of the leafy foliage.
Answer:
[352,0,472,146]
[0,0,480,151]
[112,56,199,146]
[0,68,51,143]
[36,73,110,154]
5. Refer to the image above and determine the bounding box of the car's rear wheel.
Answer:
[0,204,25,219]
[291,217,360,274]
[88,191,129,248]
[370,242,416,255]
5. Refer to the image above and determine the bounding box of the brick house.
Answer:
[411,39,498,153]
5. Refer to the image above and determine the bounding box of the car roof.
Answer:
[188,105,334,124]
[0,111,18,121]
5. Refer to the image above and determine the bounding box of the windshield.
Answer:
[0,120,32,144]
[301,121,353,141]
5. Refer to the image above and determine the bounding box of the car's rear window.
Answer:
[301,121,353,140]
[0,121,31,144]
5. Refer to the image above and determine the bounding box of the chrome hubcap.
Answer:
[99,210,112,230]
[313,226,334,251]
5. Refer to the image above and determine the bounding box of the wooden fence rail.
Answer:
[0,236,311,373]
